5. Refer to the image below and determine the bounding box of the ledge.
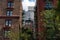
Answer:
[0,15,19,19]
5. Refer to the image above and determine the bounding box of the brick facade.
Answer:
[0,0,22,40]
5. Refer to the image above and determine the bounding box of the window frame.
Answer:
[6,10,12,16]
[5,20,12,27]
[45,1,53,10]
[7,2,13,8]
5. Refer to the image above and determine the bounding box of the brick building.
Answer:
[0,0,22,40]
[36,0,57,40]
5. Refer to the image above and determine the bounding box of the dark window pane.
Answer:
[6,11,12,16]
[5,20,12,27]
[45,1,53,10]
[8,2,13,8]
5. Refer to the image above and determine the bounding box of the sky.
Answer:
[22,0,36,11]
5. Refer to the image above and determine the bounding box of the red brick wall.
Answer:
[36,0,57,40]
[0,0,22,40]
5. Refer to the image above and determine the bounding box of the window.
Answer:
[4,30,10,38]
[5,20,12,27]
[26,22,31,25]
[8,2,13,8]
[6,10,12,16]
[45,1,53,10]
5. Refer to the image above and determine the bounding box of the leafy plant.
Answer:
[20,27,33,40]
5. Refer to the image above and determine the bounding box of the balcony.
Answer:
[3,26,11,31]
[0,15,19,19]
[6,7,14,10]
